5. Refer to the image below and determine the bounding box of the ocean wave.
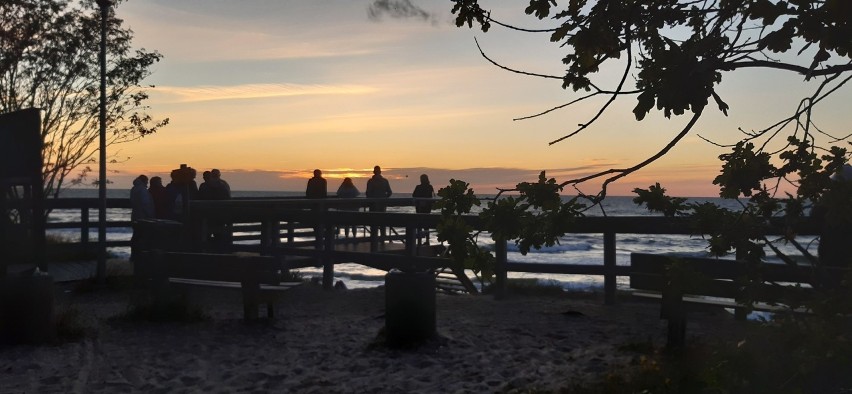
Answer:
[505,242,592,253]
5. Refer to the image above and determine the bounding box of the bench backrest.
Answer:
[141,251,282,284]
[629,253,818,300]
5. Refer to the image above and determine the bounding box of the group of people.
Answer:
[306,166,435,239]
[130,164,435,253]
[130,165,232,223]
[305,165,435,210]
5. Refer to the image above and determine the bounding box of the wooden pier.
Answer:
[33,196,823,303]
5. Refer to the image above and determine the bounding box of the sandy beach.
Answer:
[0,280,746,393]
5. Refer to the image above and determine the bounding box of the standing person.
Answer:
[306,169,327,198]
[412,174,435,213]
[365,165,392,201]
[130,175,154,221]
[337,177,360,198]
[206,168,232,245]
[165,169,181,219]
[813,164,852,273]
[366,165,392,239]
[165,164,198,220]
[148,176,169,219]
[336,177,361,239]
[209,168,231,200]
[130,175,154,262]
[412,173,435,243]
[198,170,212,200]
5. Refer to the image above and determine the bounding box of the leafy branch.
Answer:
[450,0,851,196]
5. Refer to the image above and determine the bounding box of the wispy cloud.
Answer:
[367,0,440,24]
[151,83,378,103]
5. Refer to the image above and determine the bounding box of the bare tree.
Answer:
[0,0,168,199]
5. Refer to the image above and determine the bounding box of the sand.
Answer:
[0,281,745,393]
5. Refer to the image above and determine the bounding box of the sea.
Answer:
[49,189,819,292]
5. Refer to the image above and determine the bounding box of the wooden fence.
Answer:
[43,197,822,303]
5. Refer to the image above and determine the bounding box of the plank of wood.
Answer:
[631,291,810,314]
[168,278,302,291]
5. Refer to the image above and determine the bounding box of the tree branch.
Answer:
[548,25,634,146]
[730,60,852,79]
[474,37,562,80]
[559,111,703,199]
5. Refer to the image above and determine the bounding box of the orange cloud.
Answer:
[152,83,378,103]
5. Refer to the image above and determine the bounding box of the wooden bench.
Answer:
[138,251,300,320]
[629,252,823,348]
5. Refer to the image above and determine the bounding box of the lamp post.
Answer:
[96,0,111,285]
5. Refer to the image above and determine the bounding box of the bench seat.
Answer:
[139,251,299,320]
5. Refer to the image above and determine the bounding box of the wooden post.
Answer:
[270,221,280,246]
[80,207,89,245]
[241,280,261,321]
[286,221,295,244]
[195,216,209,249]
[733,247,748,321]
[494,238,507,300]
[604,231,616,305]
[662,282,686,349]
[405,224,416,257]
[322,224,335,290]
[260,220,277,249]
[370,224,379,252]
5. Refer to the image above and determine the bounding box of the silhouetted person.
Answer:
[148,176,169,219]
[210,169,231,199]
[808,164,852,291]
[337,177,360,198]
[813,164,852,270]
[131,174,154,221]
[165,164,198,220]
[198,170,213,200]
[366,165,392,239]
[366,165,392,202]
[412,173,435,243]
[204,168,232,245]
[412,174,435,213]
[306,169,327,198]
[130,175,154,261]
[336,177,360,238]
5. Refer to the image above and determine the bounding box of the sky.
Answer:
[105,0,851,197]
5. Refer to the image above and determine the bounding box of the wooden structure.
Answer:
[0,108,46,275]
[140,251,299,320]
[0,108,55,344]
[629,252,843,348]
[43,197,823,302]
[186,198,455,290]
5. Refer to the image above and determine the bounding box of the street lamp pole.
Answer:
[96,0,112,285]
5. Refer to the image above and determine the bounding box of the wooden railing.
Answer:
[43,197,822,303]
[44,198,131,248]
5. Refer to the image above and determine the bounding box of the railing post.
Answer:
[80,207,89,245]
[286,221,295,244]
[733,247,748,321]
[370,223,379,253]
[405,224,416,257]
[322,223,335,290]
[604,231,616,305]
[495,238,507,300]
[260,220,274,249]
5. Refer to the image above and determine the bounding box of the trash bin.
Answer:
[0,271,56,344]
[384,270,436,347]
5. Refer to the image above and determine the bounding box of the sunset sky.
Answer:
[107,0,851,196]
